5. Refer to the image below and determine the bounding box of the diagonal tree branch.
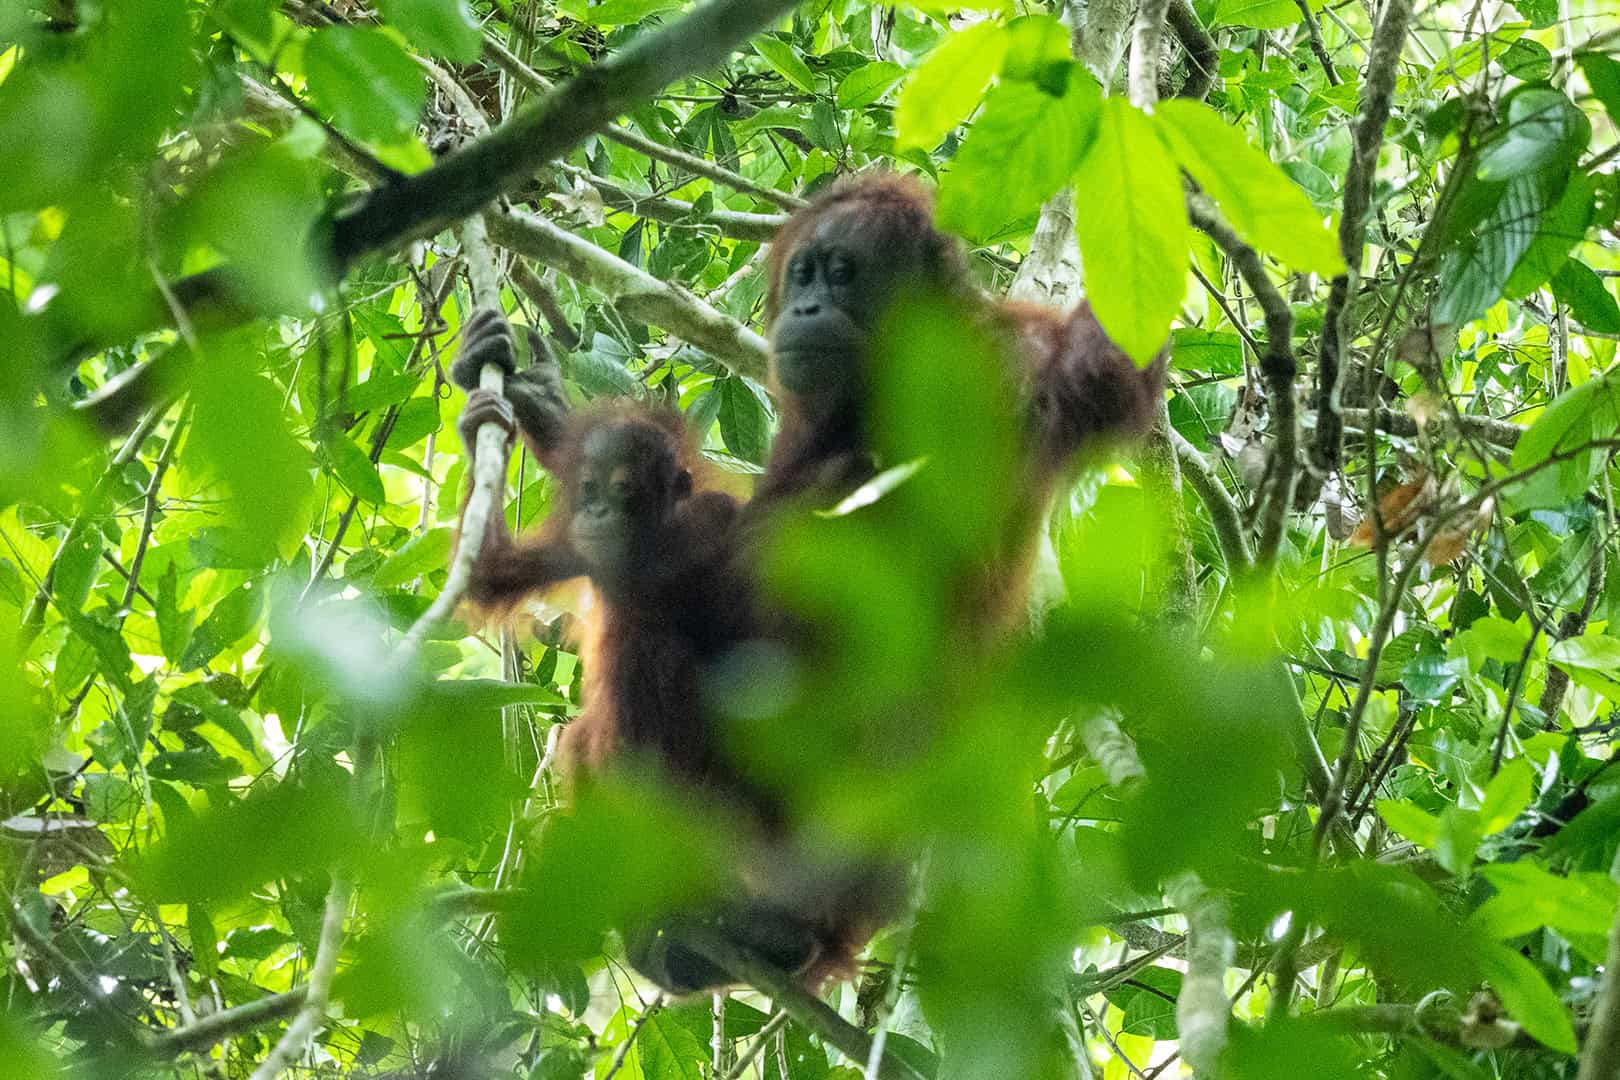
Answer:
[486,208,770,380]
[331,0,800,265]
[483,37,807,212]
[38,0,801,367]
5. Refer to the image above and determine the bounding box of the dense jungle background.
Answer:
[5,0,1620,1076]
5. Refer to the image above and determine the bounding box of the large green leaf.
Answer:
[895,22,1010,152]
[1505,374,1620,510]
[1214,0,1302,29]
[1476,86,1590,181]
[303,26,426,143]
[836,61,905,109]
[1072,99,1189,366]
[1551,260,1620,333]
[1577,52,1620,125]
[937,68,1101,244]
[378,0,482,63]
[1504,173,1593,298]
[1434,173,1555,327]
[753,36,817,95]
[1155,99,1344,275]
[1476,944,1578,1054]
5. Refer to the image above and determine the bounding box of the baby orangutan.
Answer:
[457,389,825,991]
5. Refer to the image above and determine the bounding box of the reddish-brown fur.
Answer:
[453,174,1166,992]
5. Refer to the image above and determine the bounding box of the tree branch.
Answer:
[1312,0,1416,474]
[1166,0,1217,101]
[1171,429,1253,573]
[486,208,769,380]
[39,0,800,365]
[1338,406,1522,448]
[245,875,350,1080]
[556,163,785,242]
[1187,194,1298,565]
[483,36,807,212]
[678,928,929,1080]
[330,0,801,264]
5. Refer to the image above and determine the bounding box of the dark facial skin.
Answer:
[768,216,888,398]
[567,422,692,590]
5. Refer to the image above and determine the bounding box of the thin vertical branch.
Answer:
[245,875,351,1080]
[1312,0,1417,474]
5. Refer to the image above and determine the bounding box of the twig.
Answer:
[120,406,190,612]
[722,1009,791,1080]
[396,217,508,657]
[679,929,928,1080]
[487,208,770,380]
[556,163,785,242]
[1339,406,1522,448]
[245,875,351,1080]
[1312,0,1416,474]
[152,990,308,1058]
[484,36,807,212]
[603,995,666,1080]
[1293,0,1342,84]
[510,262,582,351]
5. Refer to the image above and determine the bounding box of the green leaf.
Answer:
[1170,329,1243,375]
[372,527,454,588]
[753,36,817,95]
[1214,0,1302,30]
[1155,100,1344,275]
[937,69,1101,244]
[1473,863,1618,939]
[1508,0,1557,27]
[303,26,426,143]
[378,0,482,63]
[1464,615,1531,663]
[1434,173,1554,327]
[1577,52,1620,125]
[1476,87,1590,181]
[559,0,682,25]
[1499,38,1553,81]
[836,62,905,109]
[1476,757,1533,834]
[1548,632,1620,673]
[718,378,769,464]
[634,1007,708,1079]
[52,521,103,615]
[895,22,1009,152]
[1552,261,1620,333]
[64,612,134,693]
[1072,99,1188,367]
[326,435,387,504]
[179,584,264,673]
[155,563,194,664]
[1504,173,1594,298]
[1377,799,1440,848]
[1503,375,1620,485]
[1477,944,1578,1054]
